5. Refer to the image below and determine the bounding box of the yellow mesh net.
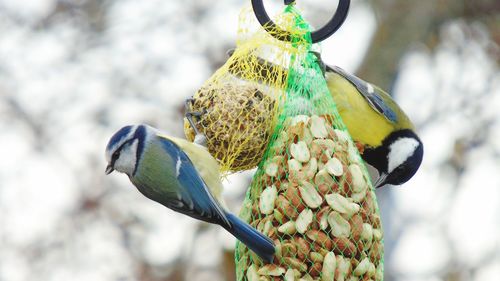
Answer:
[183,6,307,174]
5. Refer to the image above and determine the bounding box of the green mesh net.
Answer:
[234,6,384,281]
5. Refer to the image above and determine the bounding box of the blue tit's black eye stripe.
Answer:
[132,125,146,175]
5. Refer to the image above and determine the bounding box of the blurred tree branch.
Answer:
[358,0,499,91]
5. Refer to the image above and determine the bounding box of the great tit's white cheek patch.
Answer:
[387,137,419,173]
[114,139,139,175]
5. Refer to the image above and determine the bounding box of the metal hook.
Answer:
[252,0,350,43]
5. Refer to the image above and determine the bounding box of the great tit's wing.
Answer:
[326,65,398,123]
[157,137,230,226]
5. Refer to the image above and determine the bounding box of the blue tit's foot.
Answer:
[185,98,208,147]
[184,98,203,134]
[193,133,207,147]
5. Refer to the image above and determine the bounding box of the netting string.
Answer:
[252,0,350,43]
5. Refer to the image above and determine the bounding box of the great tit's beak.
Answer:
[374,173,388,188]
[105,164,114,175]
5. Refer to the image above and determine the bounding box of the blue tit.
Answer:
[104,125,275,262]
[323,64,423,188]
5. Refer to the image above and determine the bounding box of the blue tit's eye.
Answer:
[112,150,120,160]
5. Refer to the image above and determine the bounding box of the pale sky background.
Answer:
[0,0,498,281]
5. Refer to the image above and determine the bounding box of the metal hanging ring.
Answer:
[251,0,350,43]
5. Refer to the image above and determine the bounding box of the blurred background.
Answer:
[0,0,498,280]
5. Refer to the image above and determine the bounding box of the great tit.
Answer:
[222,50,423,188]
[105,125,275,262]
[321,63,423,188]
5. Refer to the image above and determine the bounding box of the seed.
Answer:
[276,195,299,220]
[246,264,259,281]
[285,186,304,211]
[310,115,328,138]
[291,115,310,126]
[284,268,295,281]
[317,206,330,230]
[281,242,297,258]
[310,252,324,263]
[296,209,313,234]
[312,139,335,156]
[274,209,284,223]
[258,264,286,276]
[314,169,335,187]
[335,255,352,281]
[334,129,350,143]
[290,141,311,163]
[288,159,303,172]
[367,262,376,278]
[321,252,336,281]
[293,237,310,260]
[309,262,323,278]
[332,237,356,258]
[349,214,364,240]
[303,157,318,180]
[278,221,297,235]
[259,185,277,215]
[348,164,366,193]
[299,181,323,209]
[263,220,273,236]
[325,193,360,217]
[373,229,383,241]
[326,157,344,177]
[361,223,373,242]
[370,241,383,265]
[327,211,351,238]
[351,189,367,203]
[265,156,284,177]
[353,257,370,276]
[306,230,332,250]
[284,257,308,272]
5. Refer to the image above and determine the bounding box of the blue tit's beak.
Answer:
[374,173,388,188]
[105,164,114,175]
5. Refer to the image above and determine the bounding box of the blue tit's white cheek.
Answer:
[387,137,420,173]
[114,139,139,175]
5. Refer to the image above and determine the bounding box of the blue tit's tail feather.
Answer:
[224,213,275,263]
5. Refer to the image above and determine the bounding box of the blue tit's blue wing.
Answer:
[327,65,398,123]
[158,137,230,226]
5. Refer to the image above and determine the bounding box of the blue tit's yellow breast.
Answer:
[326,72,395,148]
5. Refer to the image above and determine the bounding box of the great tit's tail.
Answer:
[224,213,275,263]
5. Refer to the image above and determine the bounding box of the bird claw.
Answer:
[309,51,327,76]
[193,134,207,147]
[185,98,208,147]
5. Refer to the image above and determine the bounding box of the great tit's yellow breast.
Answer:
[326,72,395,148]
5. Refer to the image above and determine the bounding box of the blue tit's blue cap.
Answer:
[106,125,134,151]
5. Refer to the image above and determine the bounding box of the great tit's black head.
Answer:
[363,129,423,188]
